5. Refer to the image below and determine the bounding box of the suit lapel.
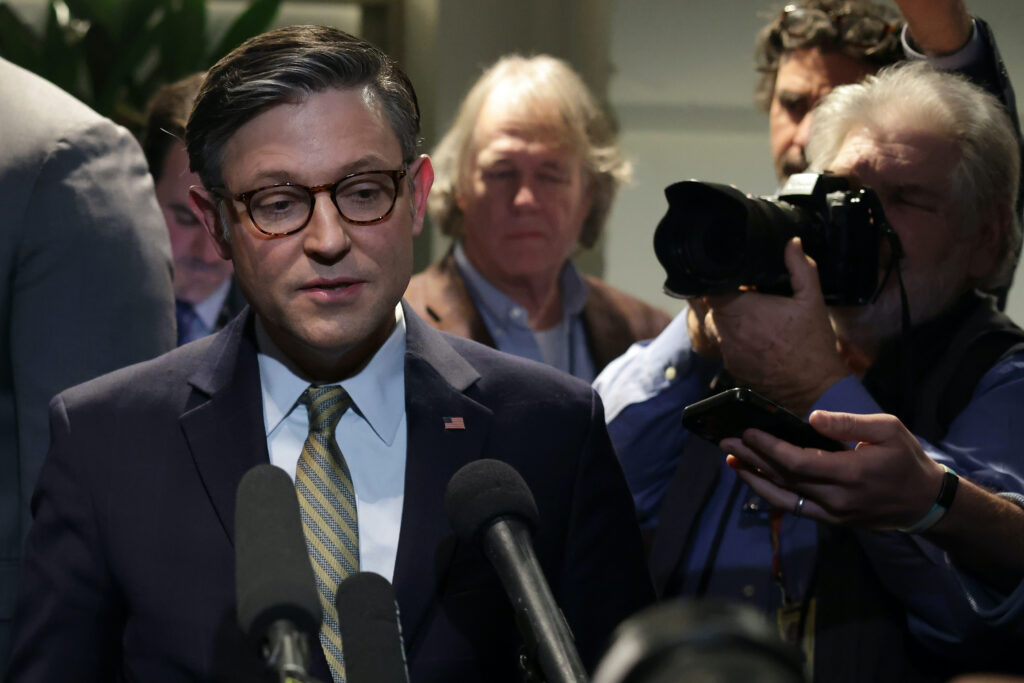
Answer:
[392,304,492,652]
[179,310,270,544]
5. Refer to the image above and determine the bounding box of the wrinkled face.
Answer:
[457,92,593,288]
[769,48,876,183]
[155,143,234,303]
[192,87,431,379]
[827,124,980,350]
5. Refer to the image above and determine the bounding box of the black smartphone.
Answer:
[682,387,845,451]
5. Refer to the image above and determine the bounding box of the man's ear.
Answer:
[188,186,233,260]
[967,203,1011,282]
[409,155,435,238]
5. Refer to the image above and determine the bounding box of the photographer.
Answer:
[594,63,1024,680]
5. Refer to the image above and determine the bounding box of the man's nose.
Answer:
[303,194,352,258]
[513,181,539,208]
[793,110,815,152]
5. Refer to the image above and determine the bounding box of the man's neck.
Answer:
[459,245,564,330]
[254,313,397,383]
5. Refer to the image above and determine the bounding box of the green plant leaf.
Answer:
[40,1,85,97]
[64,0,119,31]
[209,0,281,64]
[158,0,206,80]
[0,3,42,72]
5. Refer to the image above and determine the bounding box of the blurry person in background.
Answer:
[0,56,174,673]
[755,0,1019,186]
[405,54,670,381]
[143,73,245,345]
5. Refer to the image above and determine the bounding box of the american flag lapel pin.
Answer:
[443,416,466,431]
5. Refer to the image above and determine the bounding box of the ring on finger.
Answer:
[793,496,806,517]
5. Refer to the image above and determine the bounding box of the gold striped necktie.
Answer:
[296,384,359,683]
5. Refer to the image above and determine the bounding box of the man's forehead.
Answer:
[220,86,402,186]
[776,47,876,95]
[831,125,959,181]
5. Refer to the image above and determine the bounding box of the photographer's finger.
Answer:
[809,410,904,446]
[721,436,787,485]
[733,468,838,523]
[739,427,834,481]
[784,237,822,301]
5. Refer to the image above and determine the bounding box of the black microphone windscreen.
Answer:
[336,572,410,683]
[235,464,321,639]
[444,459,540,542]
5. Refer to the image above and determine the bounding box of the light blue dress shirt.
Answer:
[257,304,407,583]
[453,242,596,381]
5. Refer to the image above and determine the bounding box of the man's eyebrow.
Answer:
[776,89,809,106]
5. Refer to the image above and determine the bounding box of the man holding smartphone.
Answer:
[596,56,1024,683]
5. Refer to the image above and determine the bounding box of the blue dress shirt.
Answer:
[594,303,1024,649]
[257,304,408,583]
[453,242,596,381]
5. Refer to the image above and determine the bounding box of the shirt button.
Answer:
[664,365,677,381]
[510,308,525,321]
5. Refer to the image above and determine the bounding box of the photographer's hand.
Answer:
[721,411,942,529]
[685,298,721,360]
[704,238,849,416]
[722,410,1024,591]
[896,0,972,57]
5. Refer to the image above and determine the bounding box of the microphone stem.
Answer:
[264,619,314,683]
[483,519,588,683]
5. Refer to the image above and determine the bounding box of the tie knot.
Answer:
[302,385,351,433]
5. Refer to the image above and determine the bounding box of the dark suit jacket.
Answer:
[0,58,175,669]
[8,303,653,682]
[404,251,672,374]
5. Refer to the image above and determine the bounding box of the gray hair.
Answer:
[806,60,1021,289]
[429,54,630,249]
[186,25,420,192]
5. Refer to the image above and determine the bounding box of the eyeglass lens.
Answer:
[248,172,400,234]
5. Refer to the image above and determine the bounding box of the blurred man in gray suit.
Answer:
[0,57,176,670]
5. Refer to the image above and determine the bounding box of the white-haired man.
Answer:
[596,62,1024,679]
[405,55,670,381]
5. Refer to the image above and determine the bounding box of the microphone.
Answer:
[236,464,322,683]
[444,459,587,683]
[336,572,410,683]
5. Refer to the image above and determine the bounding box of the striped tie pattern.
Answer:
[296,385,358,683]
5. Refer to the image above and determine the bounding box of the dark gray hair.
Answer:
[429,54,630,250]
[753,0,903,111]
[186,25,420,191]
[143,72,205,181]
[807,61,1021,289]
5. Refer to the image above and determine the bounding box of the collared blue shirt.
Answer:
[258,304,407,583]
[594,303,1024,649]
[453,242,596,381]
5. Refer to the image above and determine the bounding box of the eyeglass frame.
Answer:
[775,4,899,52]
[213,168,408,238]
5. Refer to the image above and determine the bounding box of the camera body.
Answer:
[653,173,891,305]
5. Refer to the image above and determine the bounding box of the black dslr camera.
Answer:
[653,173,896,306]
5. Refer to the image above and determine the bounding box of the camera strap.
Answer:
[872,227,914,418]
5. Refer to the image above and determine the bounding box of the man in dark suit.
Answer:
[7,25,653,683]
[0,57,176,672]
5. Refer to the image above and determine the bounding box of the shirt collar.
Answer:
[193,278,232,330]
[257,303,407,445]
[452,241,589,326]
